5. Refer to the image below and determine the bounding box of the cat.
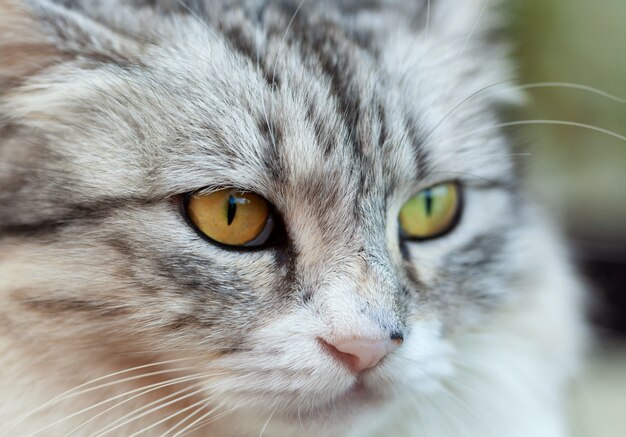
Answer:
[0,0,586,436]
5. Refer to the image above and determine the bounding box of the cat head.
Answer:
[0,0,530,432]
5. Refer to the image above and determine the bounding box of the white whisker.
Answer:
[90,383,206,436]
[445,119,626,144]
[265,0,309,151]
[128,396,212,437]
[172,407,217,437]
[270,0,308,85]
[160,402,211,437]
[297,403,305,433]
[64,374,208,436]
[516,82,626,103]
[425,80,510,140]
[456,0,490,61]
[173,0,210,33]
[176,406,236,437]
[94,385,209,436]
[1,358,194,436]
[26,369,197,436]
[258,407,276,437]
[424,0,431,41]
[427,81,626,142]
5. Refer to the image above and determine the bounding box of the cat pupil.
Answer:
[227,195,237,225]
[424,190,433,216]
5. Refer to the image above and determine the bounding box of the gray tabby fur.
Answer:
[0,0,585,435]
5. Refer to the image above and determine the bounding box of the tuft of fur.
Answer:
[0,1,584,436]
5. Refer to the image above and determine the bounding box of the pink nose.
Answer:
[320,335,403,374]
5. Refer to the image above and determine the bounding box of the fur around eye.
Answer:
[399,182,462,240]
[186,189,275,247]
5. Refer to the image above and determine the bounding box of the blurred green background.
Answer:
[512,0,626,240]
[510,1,626,436]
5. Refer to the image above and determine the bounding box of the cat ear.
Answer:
[0,0,140,92]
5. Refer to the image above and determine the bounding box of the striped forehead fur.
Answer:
[0,1,584,436]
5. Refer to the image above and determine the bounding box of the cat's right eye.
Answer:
[185,189,275,247]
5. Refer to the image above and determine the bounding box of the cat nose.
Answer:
[320,333,403,374]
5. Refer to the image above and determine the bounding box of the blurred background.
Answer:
[509,0,626,436]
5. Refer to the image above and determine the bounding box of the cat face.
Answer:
[0,0,530,432]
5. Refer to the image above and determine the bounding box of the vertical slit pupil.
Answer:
[227,195,237,225]
[424,190,433,216]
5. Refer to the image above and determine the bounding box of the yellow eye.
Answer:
[186,189,274,247]
[399,182,461,240]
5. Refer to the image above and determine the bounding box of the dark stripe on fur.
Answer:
[19,297,129,316]
[219,18,280,89]
[257,117,284,182]
[0,197,152,238]
[403,113,430,178]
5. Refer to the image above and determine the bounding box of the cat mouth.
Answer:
[343,379,377,402]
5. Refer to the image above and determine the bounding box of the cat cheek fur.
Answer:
[0,1,585,436]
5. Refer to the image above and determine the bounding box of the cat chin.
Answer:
[208,375,392,434]
[213,384,388,437]
[282,379,385,421]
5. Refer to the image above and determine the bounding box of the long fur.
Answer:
[0,1,585,435]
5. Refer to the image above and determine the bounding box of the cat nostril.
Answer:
[390,331,404,345]
[319,336,400,374]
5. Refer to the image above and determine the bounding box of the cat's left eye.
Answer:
[399,182,462,241]
[185,189,275,247]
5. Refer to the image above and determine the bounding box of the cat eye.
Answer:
[399,182,462,240]
[186,189,275,247]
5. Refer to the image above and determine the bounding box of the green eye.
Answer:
[399,182,461,240]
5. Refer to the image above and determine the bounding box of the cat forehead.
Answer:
[136,7,513,197]
[6,0,514,205]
